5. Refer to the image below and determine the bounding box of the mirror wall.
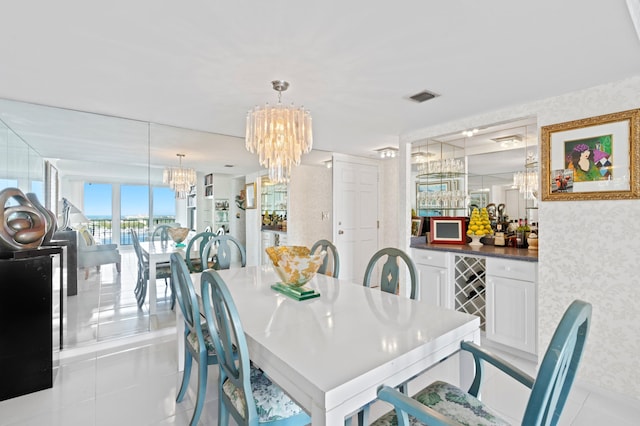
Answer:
[0,97,264,350]
[0,115,44,199]
[411,117,539,226]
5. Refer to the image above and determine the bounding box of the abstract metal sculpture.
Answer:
[0,188,47,251]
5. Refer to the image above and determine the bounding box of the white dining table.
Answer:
[177,265,481,425]
[139,240,197,315]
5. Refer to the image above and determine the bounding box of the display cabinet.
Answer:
[214,198,229,233]
[260,176,287,230]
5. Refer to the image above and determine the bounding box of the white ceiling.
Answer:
[0,1,639,174]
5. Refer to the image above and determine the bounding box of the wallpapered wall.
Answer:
[400,74,640,400]
[288,164,332,247]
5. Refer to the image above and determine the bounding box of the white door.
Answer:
[333,154,379,283]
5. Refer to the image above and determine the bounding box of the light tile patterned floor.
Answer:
[2,252,639,425]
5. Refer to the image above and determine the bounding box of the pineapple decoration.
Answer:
[467,207,493,245]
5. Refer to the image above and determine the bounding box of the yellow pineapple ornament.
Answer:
[467,207,493,247]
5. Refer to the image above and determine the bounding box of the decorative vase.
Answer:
[468,235,484,247]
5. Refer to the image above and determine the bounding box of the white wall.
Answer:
[287,164,333,247]
[401,74,640,400]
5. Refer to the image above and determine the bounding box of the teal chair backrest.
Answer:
[151,224,172,245]
[185,231,216,272]
[524,300,591,425]
[363,247,418,300]
[170,253,205,346]
[201,235,247,270]
[200,270,256,424]
[310,239,340,278]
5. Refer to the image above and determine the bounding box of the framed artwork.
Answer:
[410,217,424,237]
[541,109,640,201]
[245,182,256,209]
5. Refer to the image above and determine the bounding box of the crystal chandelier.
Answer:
[245,80,313,183]
[163,154,196,199]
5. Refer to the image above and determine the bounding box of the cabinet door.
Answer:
[416,264,449,308]
[485,275,536,354]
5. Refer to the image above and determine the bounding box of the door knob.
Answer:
[338,230,344,235]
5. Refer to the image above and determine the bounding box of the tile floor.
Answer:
[2,253,639,425]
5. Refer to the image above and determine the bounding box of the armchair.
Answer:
[77,227,121,279]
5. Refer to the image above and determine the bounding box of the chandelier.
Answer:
[163,154,196,199]
[245,80,313,183]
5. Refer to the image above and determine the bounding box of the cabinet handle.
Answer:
[338,230,344,235]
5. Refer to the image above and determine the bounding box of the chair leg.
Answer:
[358,405,370,426]
[219,397,229,426]
[116,262,121,272]
[84,268,89,280]
[177,350,192,402]
[190,354,208,426]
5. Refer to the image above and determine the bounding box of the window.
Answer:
[121,185,149,244]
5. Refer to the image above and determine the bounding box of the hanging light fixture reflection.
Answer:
[245,80,313,183]
[163,154,196,199]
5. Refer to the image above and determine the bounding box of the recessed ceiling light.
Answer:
[224,164,234,168]
[408,90,439,103]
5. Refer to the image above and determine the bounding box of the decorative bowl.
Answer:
[167,227,190,245]
[265,245,326,287]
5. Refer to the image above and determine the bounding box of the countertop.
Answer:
[410,236,538,262]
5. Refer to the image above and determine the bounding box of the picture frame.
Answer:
[429,216,467,245]
[541,109,640,201]
[411,217,424,237]
[245,182,256,209]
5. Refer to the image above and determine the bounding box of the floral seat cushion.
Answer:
[372,381,511,426]
[185,323,216,355]
[222,365,306,423]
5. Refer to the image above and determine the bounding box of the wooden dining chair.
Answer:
[311,239,340,278]
[185,231,216,272]
[363,247,418,300]
[201,234,246,270]
[200,269,311,426]
[170,253,219,426]
[374,300,592,426]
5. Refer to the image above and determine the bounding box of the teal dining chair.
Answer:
[200,269,311,426]
[374,299,592,426]
[355,247,419,425]
[311,239,340,278]
[170,253,219,426]
[363,247,418,300]
[151,224,172,245]
[131,229,171,308]
[185,231,216,272]
[201,234,247,270]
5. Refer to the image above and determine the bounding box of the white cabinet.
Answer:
[485,257,537,354]
[411,248,538,356]
[411,249,450,308]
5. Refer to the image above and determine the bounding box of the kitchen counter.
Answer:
[410,236,538,262]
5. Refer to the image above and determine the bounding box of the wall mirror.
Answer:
[411,117,538,228]
[0,96,332,350]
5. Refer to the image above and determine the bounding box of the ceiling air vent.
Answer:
[408,90,439,103]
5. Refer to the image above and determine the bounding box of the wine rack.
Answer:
[454,255,486,330]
